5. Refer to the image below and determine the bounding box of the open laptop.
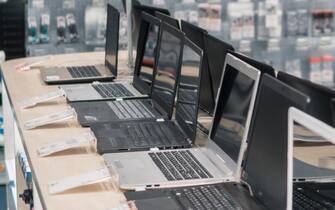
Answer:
[70,22,184,127]
[103,53,261,190]
[155,11,180,29]
[278,71,335,127]
[60,13,161,102]
[123,74,310,210]
[287,107,335,210]
[41,4,119,84]
[91,38,203,154]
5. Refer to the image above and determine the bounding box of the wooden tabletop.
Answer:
[1,51,130,210]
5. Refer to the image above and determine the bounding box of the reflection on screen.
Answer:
[105,5,119,75]
[139,24,159,85]
[294,124,335,178]
[152,30,181,115]
[175,44,201,140]
[211,64,255,162]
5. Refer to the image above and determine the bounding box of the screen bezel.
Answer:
[155,11,180,29]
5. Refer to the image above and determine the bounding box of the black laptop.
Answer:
[278,71,335,127]
[91,38,203,154]
[70,22,185,127]
[155,11,180,29]
[123,74,310,210]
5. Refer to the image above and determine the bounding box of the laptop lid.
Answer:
[203,34,234,101]
[151,22,185,119]
[242,75,310,210]
[287,107,335,210]
[208,53,260,178]
[155,11,180,29]
[105,4,120,77]
[180,20,214,115]
[133,12,161,95]
[278,71,335,127]
[132,4,170,51]
[175,38,203,143]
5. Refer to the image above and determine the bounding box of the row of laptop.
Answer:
[36,3,335,210]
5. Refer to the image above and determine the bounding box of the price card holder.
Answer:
[37,132,96,157]
[18,89,65,109]
[48,167,119,194]
[24,108,76,130]
[15,55,52,71]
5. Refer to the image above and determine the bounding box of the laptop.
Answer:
[70,22,184,127]
[41,4,119,84]
[91,38,203,154]
[103,53,261,190]
[60,13,161,102]
[278,71,335,127]
[155,11,180,29]
[287,107,335,210]
[122,74,310,210]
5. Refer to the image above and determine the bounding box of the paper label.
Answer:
[46,75,60,81]
[48,168,111,194]
[24,109,75,130]
[38,132,96,157]
[18,89,64,109]
[15,55,52,71]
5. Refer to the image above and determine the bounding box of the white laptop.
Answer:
[103,53,261,190]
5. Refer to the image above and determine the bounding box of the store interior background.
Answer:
[0,0,335,208]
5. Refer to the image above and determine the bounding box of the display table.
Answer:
[1,51,209,210]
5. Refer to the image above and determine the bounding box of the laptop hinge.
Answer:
[150,147,159,151]
[115,98,123,101]
[156,118,165,122]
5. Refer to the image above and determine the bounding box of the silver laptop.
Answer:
[60,13,162,102]
[103,53,261,190]
[287,107,335,210]
[41,5,119,84]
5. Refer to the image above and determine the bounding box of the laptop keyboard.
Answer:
[294,188,335,210]
[93,83,134,98]
[171,185,242,210]
[67,66,101,78]
[149,150,213,181]
[107,100,156,120]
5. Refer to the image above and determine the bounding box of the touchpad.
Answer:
[135,197,182,210]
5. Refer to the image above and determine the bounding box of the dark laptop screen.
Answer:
[243,75,309,210]
[139,23,160,85]
[105,5,119,76]
[278,71,335,127]
[181,21,214,115]
[175,39,202,142]
[203,34,234,100]
[210,63,255,163]
[151,25,183,119]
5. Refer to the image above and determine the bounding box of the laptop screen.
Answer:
[210,63,255,163]
[138,23,160,85]
[181,21,214,115]
[243,75,309,210]
[155,12,180,29]
[278,71,335,127]
[203,34,234,102]
[105,5,119,76]
[151,25,183,119]
[175,39,202,142]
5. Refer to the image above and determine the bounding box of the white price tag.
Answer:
[18,89,64,109]
[24,108,75,130]
[108,201,137,210]
[37,132,96,157]
[48,168,111,194]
